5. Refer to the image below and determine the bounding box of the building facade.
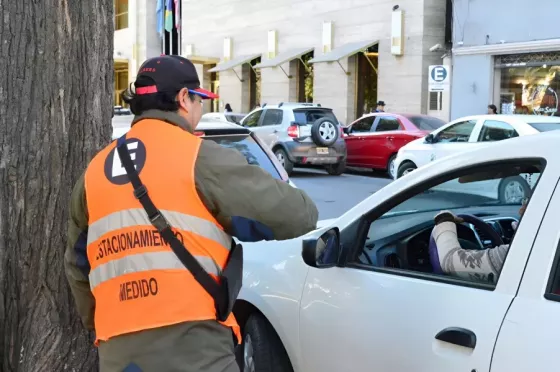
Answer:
[114,0,449,124]
[450,0,560,120]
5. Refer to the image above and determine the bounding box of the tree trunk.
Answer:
[0,0,113,370]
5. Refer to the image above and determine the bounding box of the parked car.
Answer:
[113,105,131,116]
[200,112,247,125]
[343,113,445,177]
[111,116,295,187]
[394,114,560,203]
[239,102,347,176]
[233,131,560,372]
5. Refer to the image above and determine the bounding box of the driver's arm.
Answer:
[432,212,509,284]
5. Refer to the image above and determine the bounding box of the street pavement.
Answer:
[292,167,499,220]
[291,167,392,219]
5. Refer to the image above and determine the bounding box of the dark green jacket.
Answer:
[65,110,319,332]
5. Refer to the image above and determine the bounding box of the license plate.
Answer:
[316,147,329,155]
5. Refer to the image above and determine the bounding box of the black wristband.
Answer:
[434,212,456,225]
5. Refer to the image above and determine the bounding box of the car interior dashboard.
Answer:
[358,205,520,273]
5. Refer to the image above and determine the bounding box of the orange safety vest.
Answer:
[84,118,240,343]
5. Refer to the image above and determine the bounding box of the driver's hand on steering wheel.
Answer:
[434,210,464,225]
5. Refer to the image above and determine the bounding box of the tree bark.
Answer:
[0,0,113,371]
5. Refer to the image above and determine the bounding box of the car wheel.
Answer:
[325,160,346,176]
[397,161,417,178]
[499,176,531,204]
[311,118,339,146]
[274,148,294,176]
[387,155,397,178]
[239,314,293,372]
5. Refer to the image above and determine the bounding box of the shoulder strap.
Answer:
[115,136,224,305]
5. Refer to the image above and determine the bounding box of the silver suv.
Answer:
[240,103,347,176]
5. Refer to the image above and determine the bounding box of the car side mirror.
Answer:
[425,133,436,143]
[302,228,341,268]
[342,127,350,134]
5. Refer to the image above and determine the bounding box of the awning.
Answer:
[254,47,314,69]
[309,40,378,63]
[208,54,262,73]
[187,55,221,65]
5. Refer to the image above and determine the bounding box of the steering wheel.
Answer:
[429,214,504,274]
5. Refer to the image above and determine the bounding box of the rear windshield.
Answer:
[528,122,560,132]
[293,109,338,125]
[407,115,446,131]
[203,134,282,180]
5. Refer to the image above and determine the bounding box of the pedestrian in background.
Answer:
[224,103,232,113]
[488,104,498,114]
[374,101,386,112]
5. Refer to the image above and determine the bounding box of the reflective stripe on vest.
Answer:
[84,119,240,343]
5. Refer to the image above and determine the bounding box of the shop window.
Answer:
[115,0,128,30]
[297,52,314,103]
[356,44,379,118]
[496,52,560,116]
[114,66,128,107]
[429,92,442,111]
[249,57,261,110]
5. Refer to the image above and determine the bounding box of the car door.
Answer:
[344,116,375,166]
[491,166,560,372]
[255,108,284,148]
[363,115,402,168]
[299,157,546,372]
[427,119,480,164]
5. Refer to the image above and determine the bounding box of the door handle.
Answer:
[387,136,394,141]
[273,130,278,133]
[435,327,477,349]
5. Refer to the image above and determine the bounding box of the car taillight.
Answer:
[194,131,205,137]
[287,125,299,138]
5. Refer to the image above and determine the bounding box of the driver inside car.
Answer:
[430,201,527,284]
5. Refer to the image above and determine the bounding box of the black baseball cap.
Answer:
[134,55,219,99]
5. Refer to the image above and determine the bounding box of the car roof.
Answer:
[263,103,330,110]
[451,114,560,123]
[196,120,246,131]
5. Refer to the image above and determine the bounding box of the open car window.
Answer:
[349,159,545,289]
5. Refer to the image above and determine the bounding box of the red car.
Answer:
[343,113,445,177]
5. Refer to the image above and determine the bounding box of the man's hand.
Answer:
[434,210,464,225]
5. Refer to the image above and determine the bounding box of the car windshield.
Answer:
[407,115,446,131]
[384,163,543,218]
[527,122,560,132]
[224,113,246,125]
[293,109,338,125]
[203,133,282,180]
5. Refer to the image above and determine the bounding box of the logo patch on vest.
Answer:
[104,138,147,185]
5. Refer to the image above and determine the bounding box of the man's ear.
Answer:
[177,88,190,111]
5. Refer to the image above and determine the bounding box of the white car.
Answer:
[110,115,296,187]
[233,131,560,372]
[394,114,560,203]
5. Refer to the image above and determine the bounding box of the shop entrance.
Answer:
[355,44,379,118]
[249,57,262,109]
[297,52,314,103]
[114,60,129,107]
